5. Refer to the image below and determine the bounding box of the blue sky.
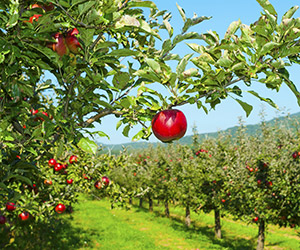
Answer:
[97,0,300,145]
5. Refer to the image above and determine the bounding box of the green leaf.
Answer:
[173,32,203,46]
[182,16,212,34]
[145,58,162,74]
[108,49,139,57]
[78,137,98,155]
[128,1,157,9]
[92,131,110,140]
[259,42,279,56]
[224,20,241,39]
[4,174,32,186]
[282,6,299,20]
[176,53,193,76]
[112,72,130,89]
[176,3,186,22]
[217,57,233,68]
[122,125,130,137]
[256,0,277,16]
[247,90,278,109]
[235,98,253,117]
[78,1,96,17]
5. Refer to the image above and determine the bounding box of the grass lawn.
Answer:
[52,196,300,250]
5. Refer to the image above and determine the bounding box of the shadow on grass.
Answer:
[0,214,99,250]
[133,205,256,250]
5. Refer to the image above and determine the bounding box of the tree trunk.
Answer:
[129,197,132,205]
[165,200,170,218]
[214,209,222,239]
[139,198,143,208]
[185,205,191,227]
[149,197,153,212]
[257,220,265,250]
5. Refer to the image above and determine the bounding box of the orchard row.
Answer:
[106,119,300,248]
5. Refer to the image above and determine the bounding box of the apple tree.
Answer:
[2,0,300,248]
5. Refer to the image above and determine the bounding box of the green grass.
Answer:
[50,196,299,250]
[7,196,297,250]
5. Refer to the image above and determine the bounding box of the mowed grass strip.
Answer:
[65,196,300,250]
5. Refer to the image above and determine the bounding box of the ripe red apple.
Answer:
[253,216,259,222]
[102,176,110,186]
[54,163,63,172]
[151,109,187,142]
[48,158,56,167]
[66,179,73,184]
[0,215,6,224]
[6,202,16,211]
[65,28,82,54]
[31,109,39,115]
[19,212,30,221]
[44,179,53,185]
[48,33,69,57]
[55,203,66,214]
[69,155,78,164]
[94,180,102,189]
[221,199,226,203]
[292,151,298,159]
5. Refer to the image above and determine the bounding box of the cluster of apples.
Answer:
[48,155,78,184]
[25,3,82,57]
[47,28,82,57]
[0,202,30,225]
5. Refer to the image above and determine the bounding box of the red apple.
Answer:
[292,151,298,159]
[44,179,53,185]
[6,202,16,211]
[66,179,73,184]
[0,215,6,224]
[65,28,82,54]
[151,109,187,142]
[48,33,69,57]
[221,199,226,203]
[54,163,63,172]
[102,176,110,186]
[69,155,78,164]
[19,212,30,221]
[94,180,102,189]
[31,109,39,115]
[253,216,259,222]
[48,158,56,167]
[55,203,66,214]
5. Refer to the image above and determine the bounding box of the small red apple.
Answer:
[253,216,259,222]
[65,28,82,54]
[48,158,56,167]
[31,109,39,115]
[292,151,298,159]
[66,179,73,184]
[6,202,16,211]
[102,176,110,186]
[19,212,30,221]
[55,203,66,214]
[0,215,6,224]
[69,155,78,164]
[54,163,63,172]
[44,179,53,185]
[151,109,187,142]
[48,33,69,57]
[221,199,226,203]
[94,181,102,189]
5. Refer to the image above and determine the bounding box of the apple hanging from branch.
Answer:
[151,109,187,142]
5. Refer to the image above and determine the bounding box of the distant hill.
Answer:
[98,111,300,154]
